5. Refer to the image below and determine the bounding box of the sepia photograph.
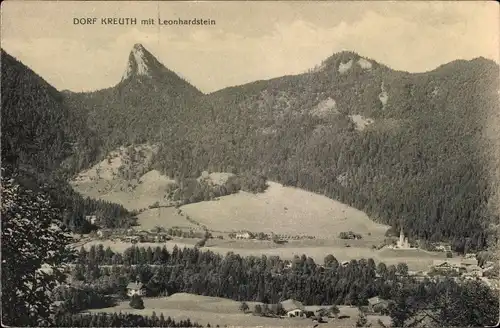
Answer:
[1,0,499,327]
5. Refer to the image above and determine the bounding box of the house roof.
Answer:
[432,260,451,267]
[368,296,389,306]
[126,282,144,290]
[281,299,305,312]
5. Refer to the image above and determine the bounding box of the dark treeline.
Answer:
[52,312,201,327]
[388,277,498,327]
[1,50,134,233]
[73,245,408,306]
[69,245,499,327]
[53,285,116,313]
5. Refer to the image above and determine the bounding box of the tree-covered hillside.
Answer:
[200,53,499,252]
[62,44,204,154]
[61,48,499,252]
[1,50,132,232]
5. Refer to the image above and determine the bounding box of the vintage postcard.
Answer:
[1,1,499,327]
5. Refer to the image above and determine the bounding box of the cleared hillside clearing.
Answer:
[87,293,389,327]
[180,181,390,239]
[71,169,175,211]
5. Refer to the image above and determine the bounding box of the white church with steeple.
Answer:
[396,226,412,249]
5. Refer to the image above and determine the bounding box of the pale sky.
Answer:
[1,1,499,93]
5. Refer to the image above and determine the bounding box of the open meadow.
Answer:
[87,293,391,328]
[180,181,390,239]
[70,146,176,211]
[134,207,200,231]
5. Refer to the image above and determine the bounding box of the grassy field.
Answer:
[134,207,200,231]
[180,181,390,239]
[87,293,391,327]
[70,144,175,212]
[71,169,176,211]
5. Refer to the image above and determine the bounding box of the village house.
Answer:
[122,236,139,243]
[368,296,390,314]
[281,299,306,318]
[432,260,461,273]
[126,281,146,297]
[235,231,252,239]
[435,244,451,252]
[84,215,98,225]
[154,233,172,242]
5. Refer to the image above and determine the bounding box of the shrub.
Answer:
[129,295,145,309]
[239,302,249,313]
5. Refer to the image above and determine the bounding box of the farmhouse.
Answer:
[435,244,451,252]
[368,296,390,313]
[122,236,140,243]
[235,231,252,239]
[126,281,146,297]
[84,215,97,225]
[432,260,462,273]
[154,233,172,242]
[281,299,306,318]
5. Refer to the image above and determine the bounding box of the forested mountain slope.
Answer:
[63,44,204,154]
[63,46,499,252]
[1,50,132,232]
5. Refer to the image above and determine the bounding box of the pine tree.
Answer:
[1,172,75,326]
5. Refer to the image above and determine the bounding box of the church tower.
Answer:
[398,226,405,247]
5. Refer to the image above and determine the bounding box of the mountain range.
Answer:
[1,43,498,252]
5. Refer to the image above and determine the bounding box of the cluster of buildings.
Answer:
[430,258,497,279]
[280,297,391,320]
[94,228,172,243]
[84,215,98,225]
[230,231,315,241]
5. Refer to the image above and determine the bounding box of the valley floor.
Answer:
[79,237,446,272]
[86,293,391,328]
